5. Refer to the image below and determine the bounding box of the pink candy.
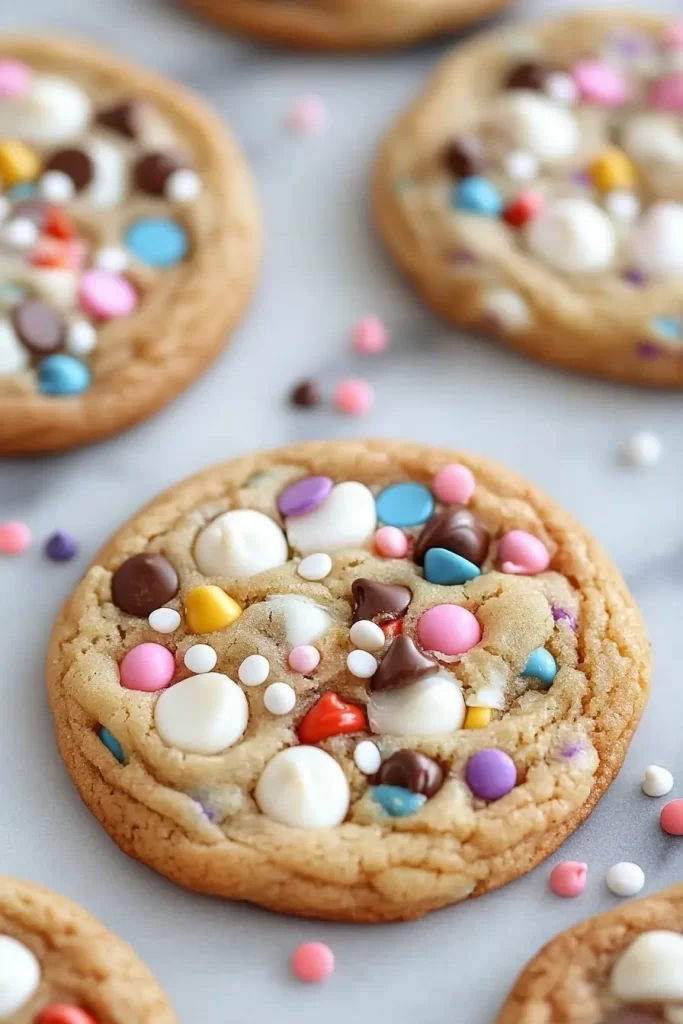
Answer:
[0,520,32,555]
[351,316,389,355]
[374,526,408,558]
[417,604,481,656]
[549,861,587,898]
[334,378,375,416]
[432,463,475,505]
[572,60,627,107]
[288,645,320,674]
[291,942,335,983]
[649,74,683,112]
[288,95,326,135]
[78,271,137,321]
[119,643,175,692]
[0,60,31,98]
[663,22,683,49]
[498,530,550,575]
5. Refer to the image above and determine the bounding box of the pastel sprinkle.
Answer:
[432,463,475,505]
[78,270,137,320]
[119,642,175,692]
[98,726,124,764]
[354,740,382,775]
[351,315,389,355]
[0,520,32,555]
[238,654,270,686]
[661,799,683,835]
[372,785,427,817]
[374,526,409,558]
[521,648,558,686]
[148,608,181,634]
[44,530,78,562]
[183,644,218,674]
[334,377,375,416]
[297,552,333,581]
[287,95,326,135]
[376,482,434,528]
[288,645,320,674]
[291,942,335,983]
[453,176,504,216]
[549,861,587,898]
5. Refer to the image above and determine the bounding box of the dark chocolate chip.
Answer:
[370,636,438,692]
[96,100,144,139]
[11,301,64,355]
[443,135,484,177]
[413,508,489,567]
[374,749,444,796]
[111,552,179,617]
[44,148,93,191]
[505,61,549,91]
[290,379,321,408]
[134,152,181,196]
[351,578,411,624]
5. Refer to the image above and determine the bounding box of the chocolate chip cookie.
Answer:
[47,440,649,922]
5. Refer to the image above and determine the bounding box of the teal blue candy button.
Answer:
[376,482,434,528]
[372,785,427,818]
[7,183,38,200]
[424,547,480,586]
[38,355,91,396]
[98,726,125,764]
[453,177,504,216]
[521,648,558,686]
[125,217,189,268]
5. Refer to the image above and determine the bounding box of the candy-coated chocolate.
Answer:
[373,525,408,558]
[376,481,435,528]
[432,463,474,505]
[351,315,389,355]
[185,585,242,634]
[372,785,427,817]
[573,60,627,106]
[124,217,188,267]
[465,706,492,729]
[278,475,334,517]
[417,604,481,656]
[453,176,503,216]
[297,692,366,744]
[38,355,91,396]
[466,748,517,801]
[44,530,78,561]
[521,648,558,685]
[423,547,480,586]
[334,377,375,415]
[78,270,137,320]
[119,642,175,692]
[288,645,320,674]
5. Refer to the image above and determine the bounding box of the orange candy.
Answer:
[381,618,404,640]
[34,1007,98,1024]
[297,692,366,745]
[44,207,76,240]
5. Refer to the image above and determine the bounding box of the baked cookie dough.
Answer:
[47,440,649,923]
[499,884,683,1024]
[0,37,260,453]
[374,12,683,385]
[180,0,511,52]
[0,876,174,1023]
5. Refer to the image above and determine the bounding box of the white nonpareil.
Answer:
[491,90,579,162]
[255,746,350,827]
[194,508,288,578]
[632,203,683,276]
[605,861,644,897]
[0,935,41,1018]
[526,198,616,274]
[611,931,683,1003]
[0,74,91,143]
[154,672,248,754]
[285,481,376,554]
[265,594,331,647]
[349,619,385,652]
[368,671,466,736]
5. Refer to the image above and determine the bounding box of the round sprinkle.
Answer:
[349,620,385,652]
[642,765,674,797]
[297,552,332,581]
[94,246,128,273]
[354,740,382,775]
[334,378,375,416]
[78,270,137,320]
[288,645,320,674]
[373,526,408,558]
[605,861,645,897]
[287,95,326,135]
[184,644,218,674]
[264,682,296,715]
[346,649,378,679]
[65,320,97,357]
[0,520,32,555]
[148,607,181,634]
[549,861,587,898]
[39,170,75,204]
[622,431,661,467]
[466,749,517,801]
[44,530,78,562]
[291,942,335,983]
[661,798,683,834]
[125,217,189,268]
[165,168,201,203]
[238,654,270,686]
[351,315,389,355]
[376,482,434,528]
[432,463,475,505]
[120,642,175,692]
[3,217,39,248]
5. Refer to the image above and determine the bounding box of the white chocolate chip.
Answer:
[633,203,683,276]
[368,671,466,736]
[154,672,248,754]
[0,319,29,375]
[255,746,350,827]
[194,509,288,578]
[148,607,181,634]
[65,320,97,357]
[482,288,530,331]
[285,481,376,555]
[238,654,270,686]
[611,931,683,1002]
[526,198,616,274]
[184,644,218,674]
[346,649,378,678]
[297,552,332,581]
[622,431,661,467]
[0,74,91,143]
[503,149,539,182]
[354,740,382,775]
[622,114,683,166]
[165,168,201,203]
[264,681,296,715]
[349,620,385,652]
[266,595,331,647]
[605,861,645,897]
[491,91,579,163]
[0,936,41,1017]
[605,190,640,223]
[38,169,75,204]
[643,765,674,797]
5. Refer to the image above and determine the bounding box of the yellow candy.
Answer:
[185,585,242,634]
[590,148,636,192]
[0,140,41,188]
[465,706,492,729]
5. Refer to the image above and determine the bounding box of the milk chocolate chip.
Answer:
[111,553,179,617]
[413,508,489,567]
[374,750,444,796]
[370,636,438,692]
[351,579,411,623]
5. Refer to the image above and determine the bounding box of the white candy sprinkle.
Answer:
[622,431,661,467]
[349,620,385,652]
[544,72,579,105]
[66,319,97,357]
[238,653,270,686]
[297,552,333,581]
[605,190,640,223]
[148,607,181,634]
[354,740,382,775]
[165,168,202,203]
[264,681,296,715]
[94,246,128,273]
[38,169,75,204]
[346,649,378,679]
[3,217,38,249]
[504,150,539,182]
[606,861,645,897]
[184,644,218,674]
[643,765,674,797]
[0,196,9,223]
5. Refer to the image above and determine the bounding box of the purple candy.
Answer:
[277,475,333,517]
[560,743,584,759]
[624,268,647,287]
[552,606,578,631]
[465,748,517,801]
[636,341,662,360]
[44,530,78,562]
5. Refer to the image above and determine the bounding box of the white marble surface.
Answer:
[2,1,683,1021]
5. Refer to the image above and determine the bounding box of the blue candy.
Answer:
[38,355,91,396]
[7,183,38,200]
[125,217,189,268]
[453,177,504,216]
[522,648,558,686]
[372,785,427,818]
[376,482,434,528]
[424,547,480,586]
[98,726,125,764]
[653,315,683,341]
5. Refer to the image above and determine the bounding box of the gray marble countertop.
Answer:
[1,1,683,1021]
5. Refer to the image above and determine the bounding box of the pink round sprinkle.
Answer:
[549,861,587,898]
[78,271,137,321]
[288,645,320,674]
[0,60,31,98]
[498,530,550,575]
[432,463,475,505]
[417,604,481,656]
[0,520,32,555]
[287,95,326,135]
[649,74,683,113]
[572,60,627,107]
[291,942,335,983]
[119,643,175,692]
[661,799,683,835]
[334,378,375,416]
[351,315,389,355]
[374,526,408,558]
[663,22,683,49]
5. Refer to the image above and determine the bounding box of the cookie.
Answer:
[374,12,683,386]
[47,440,649,923]
[0,876,174,1022]
[181,0,511,52]
[498,883,683,1024]
[0,37,260,453]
